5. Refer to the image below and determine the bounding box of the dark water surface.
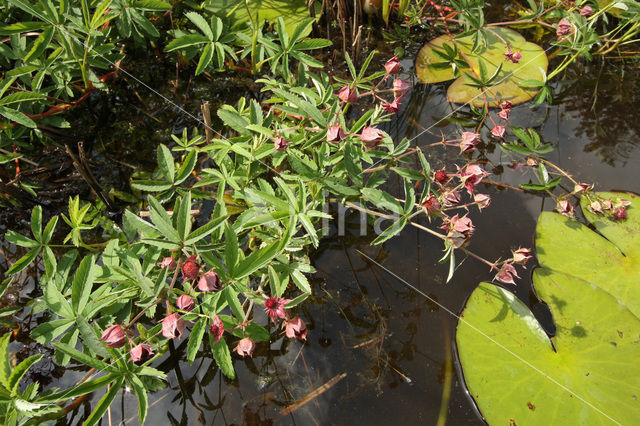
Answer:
[2,23,640,426]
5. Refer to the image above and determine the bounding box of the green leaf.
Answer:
[128,373,148,424]
[416,28,548,106]
[4,231,39,248]
[30,318,73,344]
[147,196,181,242]
[224,222,239,277]
[135,0,172,10]
[187,317,207,364]
[76,315,110,358]
[157,144,175,182]
[233,240,280,280]
[8,355,42,394]
[185,12,214,40]
[174,149,197,184]
[0,278,11,298]
[165,34,210,51]
[183,214,226,245]
[72,256,95,314]
[210,336,235,379]
[0,333,11,389]
[176,192,192,240]
[361,188,403,215]
[23,26,54,63]
[196,43,214,75]
[53,342,113,372]
[371,216,408,245]
[217,107,249,134]
[0,21,44,35]
[0,92,46,107]
[38,374,117,403]
[0,106,36,128]
[43,282,74,318]
[223,287,244,320]
[82,375,124,426]
[6,247,40,275]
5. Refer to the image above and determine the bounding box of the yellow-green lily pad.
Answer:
[416,28,548,106]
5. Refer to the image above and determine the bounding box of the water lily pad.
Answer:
[416,28,548,106]
[457,192,640,424]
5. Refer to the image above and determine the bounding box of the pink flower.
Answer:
[198,269,222,292]
[209,315,224,344]
[556,199,574,217]
[337,85,358,103]
[158,257,176,270]
[573,183,593,193]
[474,193,491,210]
[613,207,627,220]
[460,164,489,194]
[460,132,480,153]
[382,99,399,114]
[421,194,441,214]
[580,6,593,17]
[442,190,461,207]
[283,316,307,340]
[393,79,411,98]
[181,255,200,280]
[235,337,255,357]
[434,169,449,184]
[327,125,346,143]
[360,126,385,148]
[495,263,520,285]
[443,214,474,248]
[511,248,532,266]
[504,50,522,64]
[498,109,511,120]
[130,344,153,362]
[101,324,126,348]
[176,294,195,312]
[161,313,187,339]
[491,125,506,138]
[274,137,290,151]
[500,101,513,110]
[264,297,289,323]
[601,200,614,211]
[557,19,574,37]
[589,201,603,214]
[384,56,400,75]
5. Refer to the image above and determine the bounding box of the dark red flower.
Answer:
[495,263,520,285]
[176,294,195,312]
[161,313,187,339]
[130,344,153,362]
[198,269,222,292]
[459,164,489,195]
[101,324,126,348]
[504,50,522,64]
[613,207,627,220]
[181,255,200,280]
[235,337,255,357]
[580,6,593,17]
[384,56,400,75]
[264,296,289,323]
[283,316,307,340]
[210,315,224,344]
[327,125,346,143]
[337,85,358,103]
[500,101,513,110]
[274,137,290,151]
[434,169,449,184]
[421,194,441,214]
[382,99,399,114]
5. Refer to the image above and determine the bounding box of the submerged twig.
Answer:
[280,373,347,415]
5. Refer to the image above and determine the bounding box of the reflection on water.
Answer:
[3,38,640,426]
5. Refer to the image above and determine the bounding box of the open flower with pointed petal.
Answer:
[460,164,489,195]
[327,125,346,143]
[495,263,520,285]
[101,324,126,348]
[613,207,627,220]
[589,200,603,214]
[511,248,532,266]
[130,344,153,362]
[491,125,506,138]
[235,337,255,357]
[442,214,475,248]
[498,109,511,120]
[264,296,289,323]
[460,132,480,153]
[158,257,176,270]
[504,50,522,64]
[384,56,400,75]
[422,194,441,215]
[161,313,187,339]
[176,294,195,312]
[442,190,461,207]
[434,168,449,184]
[274,137,290,151]
[393,79,411,97]
[556,199,574,217]
[198,269,222,292]
[210,315,224,344]
[337,85,358,103]
[474,193,491,210]
[181,255,200,280]
[283,316,307,340]
[382,99,399,114]
[573,183,593,194]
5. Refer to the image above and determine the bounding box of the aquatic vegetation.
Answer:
[457,192,639,424]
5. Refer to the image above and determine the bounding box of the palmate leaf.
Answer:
[457,192,640,424]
